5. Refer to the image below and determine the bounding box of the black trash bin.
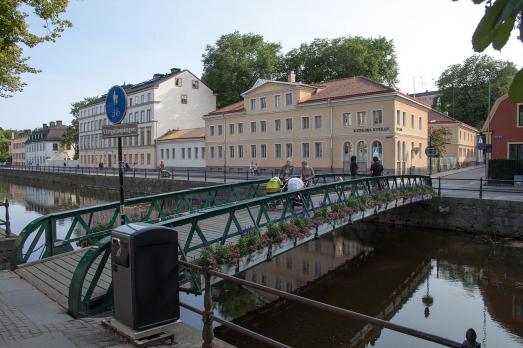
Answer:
[111,223,179,331]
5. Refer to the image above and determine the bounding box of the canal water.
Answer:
[1,178,522,347]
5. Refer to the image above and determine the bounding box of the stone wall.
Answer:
[0,169,212,195]
[0,237,16,270]
[373,196,523,238]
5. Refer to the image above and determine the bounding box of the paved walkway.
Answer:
[433,165,523,201]
[0,271,231,347]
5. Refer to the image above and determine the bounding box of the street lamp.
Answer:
[484,69,492,180]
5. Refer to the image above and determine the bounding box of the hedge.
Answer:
[488,160,523,181]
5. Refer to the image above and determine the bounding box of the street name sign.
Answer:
[105,85,127,124]
[102,123,138,138]
[425,147,437,157]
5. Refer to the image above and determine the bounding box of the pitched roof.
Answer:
[205,101,245,116]
[157,127,205,141]
[241,79,319,97]
[26,125,67,144]
[429,109,479,132]
[299,76,394,104]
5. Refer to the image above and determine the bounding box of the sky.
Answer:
[1,0,522,130]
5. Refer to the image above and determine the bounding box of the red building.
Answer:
[482,95,523,160]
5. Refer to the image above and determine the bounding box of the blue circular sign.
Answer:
[105,85,127,124]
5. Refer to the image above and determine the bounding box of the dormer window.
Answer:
[175,78,183,87]
[260,97,267,109]
[250,99,256,111]
[285,93,293,106]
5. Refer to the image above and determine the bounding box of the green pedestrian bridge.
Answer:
[12,174,432,318]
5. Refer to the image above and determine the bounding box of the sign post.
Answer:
[104,85,132,225]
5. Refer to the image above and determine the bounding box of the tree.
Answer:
[433,55,517,127]
[279,36,398,86]
[64,96,99,160]
[0,0,72,98]
[462,0,523,102]
[201,32,282,107]
[0,129,15,162]
[430,127,452,158]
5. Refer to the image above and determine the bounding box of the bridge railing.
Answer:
[14,173,347,264]
[68,174,432,317]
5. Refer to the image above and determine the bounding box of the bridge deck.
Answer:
[13,193,334,309]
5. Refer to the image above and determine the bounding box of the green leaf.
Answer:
[472,0,510,52]
[491,16,516,50]
[508,69,523,103]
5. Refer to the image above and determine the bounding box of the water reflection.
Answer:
[211,225,523,348]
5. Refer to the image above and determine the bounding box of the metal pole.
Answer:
[187,169,190,181]
[204,169,207,182]
[118,137,125,225]
[4,200,10,236]
[438,177,441,196]
[428,133,433,176]
[479,177,483,199]
[201,267,214,347]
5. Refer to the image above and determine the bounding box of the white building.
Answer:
[78,68,216,168]
[25,121,74,166]
[156,128,206,169]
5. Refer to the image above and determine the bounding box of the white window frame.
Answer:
[260,120,267,133]
[314,142,323,159]
[250,98,256,111]
[275,143,282,159]
[275,95,281,109]
[260,97,267,109]
[302,143,310,159]
[314,115,322,129]
[285,93,293,106]
[301,116,310,130]
[275,119,281,132]
[372,110,383,126]
[357,111,367,127]
[286,118,293,131]
[238,145,244,158]
[250,144,257,159]
[261,144,267,158]
[238,122,243,134]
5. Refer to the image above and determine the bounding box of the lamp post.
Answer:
[484,70,492,180]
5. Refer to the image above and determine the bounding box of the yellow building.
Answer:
[204,74,431,175]
[428,110,479,167]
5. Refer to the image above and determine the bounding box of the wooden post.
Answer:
[201,267,214,347]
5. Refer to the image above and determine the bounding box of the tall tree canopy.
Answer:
[0,129,15,162]
[433,55,517,128]
[0,0,71,98]
[201,32,282,107]
[280,36,398,86]
[462,0,523,102]
[63,96,99,160]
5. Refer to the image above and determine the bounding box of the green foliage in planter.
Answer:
[345,197,360,209]
[266,222,281,242]
[278,221,290,236]
[313,207,329,219]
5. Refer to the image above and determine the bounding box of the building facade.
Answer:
[78,68,215,168]
[9,130,31,166]
[204,75,431,175]
[482,95,523,161]
[156,128,206,169]
[428,110,478,166]
[25,121,74,166]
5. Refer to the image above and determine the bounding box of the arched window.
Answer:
[343,142,353,160]
[402,142,406,161]
[397,141,401,161]
[356,141,368,162]
[371,141,383,160]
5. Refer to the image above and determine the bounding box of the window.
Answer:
[250,99,256,111]
[302,260,310,275]
[146,109,151,122]
[141,95,144,104]
[402,112,406,127]
[182,148,186,159]
[53,143,58,151]
[302,117,310,130]
[260,121,267,132]
[260,97,267,109]
[134,112,138,123]
[192,80,199,89]
[275,119,281,131]
[286,256,293,270]
[140,153,144,165]
[314,115,322,129]
[275,144,282,159]
[371,140,383,160]
[250,144,257,158]
[175,78,182,87]
[518,104,523,127]
[238,145,244,158]
[509,144,523,160]
[357,111,367,126]
[201,147,205,159]
[302,143,310,159]
[147,153,151,165]
[419,117,422,130]
[286,143,293,158]
[418,142,422,159]
[210,126,215,136]
[218,125,223,136]
[229,124,235,135]
[275,95,281,109]
[188,148,192,159]
[210,146,215,159]
[261,144,267,158]
[314,142,323,159]
[147,92,152,102]
[343,112,352,128]
[218,146,223,159]
[373,110,383,126]
[140,110,145,122]
[161,149,164,160]
[238,123,243,134]
[411,114,415,128]
[146,127,151,145]
[251,121,257,133]
[195,147,198,159]
[181,94,188,104]
[135,96,139,105]
[357,141,368,162]
[166,148,170,159]
[286,118,293,130]
[229,146,235,158]
[140,128,145,146]
[285,93,293,106]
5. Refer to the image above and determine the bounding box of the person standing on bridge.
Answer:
[279,158,296,184]
[370,156,383,177]
[350,156,358,179]
[300,161,315,187]
[159,161,165,170]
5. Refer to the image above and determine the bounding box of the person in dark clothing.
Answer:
[349,156,358,179]
[370,156,383,177]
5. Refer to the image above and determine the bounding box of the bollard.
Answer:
[145,168,147,178]
[4,200,10,236]
[133,167,136,178]
[223,170,226,184]
[246,171,249,181]
[187,169,190,181]
[204,170,207,182]
[438,177,441,196]
[201,267,214,347]
[479,177,483,199]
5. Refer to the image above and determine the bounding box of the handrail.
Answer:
[179,260,475,348]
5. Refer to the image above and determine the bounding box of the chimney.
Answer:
[287,71,296,83]
[42,123,48,129]
[56,120,62,126]
[170,68,180,74]
[153,73,163,79]
[49,121,56,127]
